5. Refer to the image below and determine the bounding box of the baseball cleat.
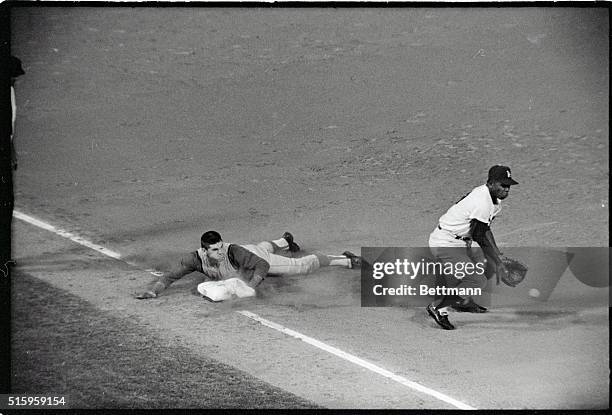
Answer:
[342,251,363,269]
[451,299,488,313]
[426,303,455,330]
[282,232,300,252]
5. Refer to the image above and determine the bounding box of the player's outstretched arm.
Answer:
[470,219,509,283]
[134,254,198,299]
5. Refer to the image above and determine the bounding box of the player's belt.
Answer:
[437,225,472,241]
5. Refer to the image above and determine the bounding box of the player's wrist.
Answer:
[151,281,166,294]
[249,275,264,288]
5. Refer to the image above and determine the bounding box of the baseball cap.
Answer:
[488,165,519,185]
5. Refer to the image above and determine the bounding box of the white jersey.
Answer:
[438,184,502,238]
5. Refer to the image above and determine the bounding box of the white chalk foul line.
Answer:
[15,209,475,409]
[14,210,123,259]
[13,210,163,276]
[237,310,476,410]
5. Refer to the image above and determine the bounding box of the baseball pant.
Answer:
[243,241,321,275]
[428,227,488,301]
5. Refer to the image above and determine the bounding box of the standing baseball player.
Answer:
[135,230,363,299]
[426,165,519,330]
[1,57,24,270]
[10,56,24,171]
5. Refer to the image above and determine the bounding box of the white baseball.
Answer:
[528,288,540,298]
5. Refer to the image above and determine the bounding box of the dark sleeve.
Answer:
[227,244,270,281]
[470,219,503,264]
[158,251,200,288]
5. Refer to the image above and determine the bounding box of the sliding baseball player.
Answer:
[135,230,363,301]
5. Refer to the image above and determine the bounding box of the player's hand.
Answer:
[135,290,157,299]
[495,262,509,286]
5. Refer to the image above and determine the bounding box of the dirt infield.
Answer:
[9,6,609,409]
[11,271,320,409]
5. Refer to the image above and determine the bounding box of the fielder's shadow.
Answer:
[407,306,586,331]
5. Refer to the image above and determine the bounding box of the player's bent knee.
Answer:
[473,273,488,289]
[256,241,275,253]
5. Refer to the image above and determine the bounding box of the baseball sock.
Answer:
[327,255,351,268]
[272,237,289,250]
[313,254,350,268]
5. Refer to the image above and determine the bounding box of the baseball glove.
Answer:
[500,256,528,287]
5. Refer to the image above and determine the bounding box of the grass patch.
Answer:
[11,272,322,409]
